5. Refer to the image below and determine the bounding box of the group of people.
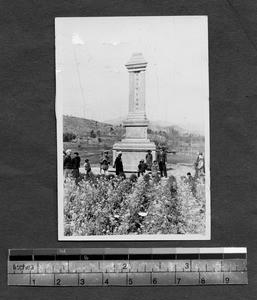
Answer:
[112,148,168,179]
[63,149,91,180]
[63,149,113,180]
[63,147,168,180]
[63,147,205,181]
[63,149,81,179]
[183,152,205,186]
[137,148,168,178]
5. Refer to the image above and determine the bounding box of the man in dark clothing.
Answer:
[113,152,123,176]
[138,159,147,177]
[72,152,81,179]
[145,150,153,171]
[84,158,92,180]
[63,149,73,178]
[157,147,167,178]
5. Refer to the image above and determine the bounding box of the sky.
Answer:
[56,16,209,133]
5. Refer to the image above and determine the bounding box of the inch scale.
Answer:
[8,248,247,286]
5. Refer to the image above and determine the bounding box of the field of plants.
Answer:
[63,173,206,236]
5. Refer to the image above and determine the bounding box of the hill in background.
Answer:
[63,115,204,154]
[104,117,204,135]
[63,115,124,147]
[64,115,115,137]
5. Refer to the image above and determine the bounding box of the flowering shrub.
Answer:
[64,174,206,236]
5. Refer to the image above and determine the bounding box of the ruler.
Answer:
[7,248,247,286]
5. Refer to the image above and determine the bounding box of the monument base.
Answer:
[113,140,156,173]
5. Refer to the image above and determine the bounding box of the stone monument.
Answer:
[113,53,156,172]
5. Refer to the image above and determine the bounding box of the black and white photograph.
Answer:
[56,16,210,240]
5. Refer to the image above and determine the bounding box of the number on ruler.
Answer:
[128,278,133,285]
[56,278,61,286]
[123,263,128,270]
[225,277,229,284]
[177,277,181,284]
[200,278,205,284]
[80,278,85,285]
[104,278,109,285]
[185,263,189,269]
[152,278,157,285]
[32,279,36,285]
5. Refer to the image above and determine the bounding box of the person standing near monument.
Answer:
[157,147,167,178]
[113,152,124,176]
[145,150,153,171]
[72,152,81,179]
[138,159,147,177]
[84,159,92,179]
[100,151,110,174]
[63,149,73,178]
[194,151,205,178]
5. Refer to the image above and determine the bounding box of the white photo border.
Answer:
[56,16,210,241]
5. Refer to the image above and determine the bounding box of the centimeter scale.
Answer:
[8,248,247,286]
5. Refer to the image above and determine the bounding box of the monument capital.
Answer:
[125,52,148,72]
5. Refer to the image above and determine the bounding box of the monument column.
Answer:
[113,53,156,173]
[125,54,148,121]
